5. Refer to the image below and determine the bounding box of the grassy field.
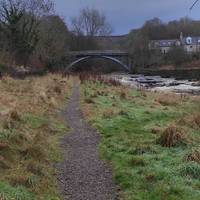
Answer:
[0,74,71,200]
[80,78,200,200]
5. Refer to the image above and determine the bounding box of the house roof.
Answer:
[158,39,178,47]
[151,36,200,47]
[151,39,178,47]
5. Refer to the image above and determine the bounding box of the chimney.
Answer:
[180,32,183,44]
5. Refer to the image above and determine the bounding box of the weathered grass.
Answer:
[0,74,72,199]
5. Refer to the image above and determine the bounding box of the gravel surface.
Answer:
[57,82,117,200]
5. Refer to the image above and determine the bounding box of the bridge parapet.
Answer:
[69,50,128,57]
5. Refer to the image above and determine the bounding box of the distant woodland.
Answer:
[0,0,200,74]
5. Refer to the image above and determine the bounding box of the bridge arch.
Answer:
[67,55,130,72]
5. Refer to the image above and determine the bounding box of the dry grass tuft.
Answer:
[84,97,95,104]
[10,110,21,121]
[179,112,200,129]
[103,108,117,118]
[145,173,156,182]
[140,90,147,98]
[151,127,161,134]
[23,144,46,161]
[96,89,108,96]
[157,125,186,147]
[0,142,9,150]
[7,172,37,188]
[129,156,146,166]
[26,161,44,176]
[193,114,200,128]
[186,149,200,164]
[0,155,10,169]
[155,93,181,106]
[53,85,62,94]
[120,90,127,99]
[49,97,57,107]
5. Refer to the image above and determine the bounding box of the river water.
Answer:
[109,73,200,95]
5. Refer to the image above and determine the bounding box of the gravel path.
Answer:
[57,81,117,200]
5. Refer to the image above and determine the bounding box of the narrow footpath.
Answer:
[57,81,117,200]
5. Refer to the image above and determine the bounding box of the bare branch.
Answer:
[71,7,113,37]
[190,0,199,10]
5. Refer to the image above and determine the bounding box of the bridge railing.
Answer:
[69,50,128,56]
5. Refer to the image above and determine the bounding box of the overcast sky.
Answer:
[54,0,200,35]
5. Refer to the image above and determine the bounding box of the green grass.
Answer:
[81,81,200,200]
[0,181,34,200]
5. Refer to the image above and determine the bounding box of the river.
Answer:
[109,73,200,95]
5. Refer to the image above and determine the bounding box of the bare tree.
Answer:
[190,0,199,10]
[36,15,70,71]
[0,0,54,66]
[71,7,113,37]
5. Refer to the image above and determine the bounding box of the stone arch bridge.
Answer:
[67,50,131,72]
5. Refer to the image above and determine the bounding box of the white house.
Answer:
[149,33,200,54]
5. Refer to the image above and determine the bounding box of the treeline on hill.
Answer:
[127,17,200,72]
[0,1,113,75]
[2,1,198,75]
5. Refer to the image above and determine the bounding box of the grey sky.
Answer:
[54,0,200,35]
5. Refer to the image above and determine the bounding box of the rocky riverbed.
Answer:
[110,74,200,95]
